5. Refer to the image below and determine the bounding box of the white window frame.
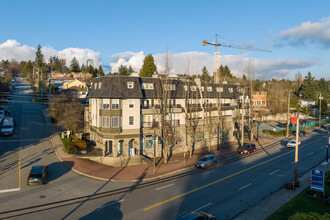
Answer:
[112,99,119,110]
[200,87,204,92]
[217,87,223,92]
[191,86,196,91]
[102,116,110,128]
[165,84,176,90]
[98,82,102,89]
[103,99,110,110]
[111,116,119,128]
[129,116,134,125]
[127,82,134,89]
[184,85,187,91]
[207,86,212,92]
[128,99,134,108]
[229,88,233,93]
[142,83,154,90]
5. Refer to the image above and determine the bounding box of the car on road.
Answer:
[292,130,306,137]
[287,140,301,148]
[278,122,287,127]
[1,117,15,136]
[27,166,47,185]
[195,154,217,168]
[176,211,216,220]
[237,143,256,155]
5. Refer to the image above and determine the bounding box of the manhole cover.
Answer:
[39,195,46,199]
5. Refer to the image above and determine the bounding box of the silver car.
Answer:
[287,140,301,148]
[195,154,217,168]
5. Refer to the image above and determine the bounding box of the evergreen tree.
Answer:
[119,65,130,76]
[128,65,134,74]
[70,57,80,72]
[140,54,157,77]
[86,65,94,75]
[98,65,105,76]
[81,64,86,72]
[200,66,211,82]
[301,72,317,100]
[35,44,45,69]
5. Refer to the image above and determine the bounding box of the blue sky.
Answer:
[1,0,330,80]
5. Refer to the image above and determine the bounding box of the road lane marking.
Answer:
[202,170,215,175]
[0,188,20,193]
[291,161,295,164]
[98,199,125,209]
[156,183,175,190]
[308,152,314,156]
[270,169,279,175]
[194,203,212,211]
[320,146,325,149]
[234,160,241,164]
[239,183,252,191]
[143,137,324,211]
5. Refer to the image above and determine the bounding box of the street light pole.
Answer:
[319,94,323,128]
[286,90,291,137]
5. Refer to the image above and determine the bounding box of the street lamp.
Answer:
[319,94,323,128]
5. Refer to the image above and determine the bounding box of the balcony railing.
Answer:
[143,121,159,128]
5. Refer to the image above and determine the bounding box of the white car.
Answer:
[287,140,301,148]
[1,117,15,136]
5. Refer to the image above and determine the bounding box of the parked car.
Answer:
[279,122,287,127]
[195,154,217,168]
[237,143,256,155]
[292,130,306,137]
[287,140,301,148]
[176,211,216,220]
[1,117,15,136]
[27,166,47,185]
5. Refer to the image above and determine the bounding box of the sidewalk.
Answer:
[234,161,330,220]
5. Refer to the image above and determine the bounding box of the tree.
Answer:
[200,66,211,82]
[98,65,105,76]
[140,54,157,77]
[119,65,130,76]
[70,57,80,72]
[128,65,134,74]
[301,72,317,100]
[35,44,45,91]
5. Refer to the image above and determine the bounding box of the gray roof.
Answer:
[87,75,249,100]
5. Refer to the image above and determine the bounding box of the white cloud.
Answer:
[279,17,330,47]
[109,51,315,79]
[0,39,102,67]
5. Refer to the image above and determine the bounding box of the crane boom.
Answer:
[202,34,272,83]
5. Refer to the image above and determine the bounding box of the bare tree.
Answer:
[246,58,255,141]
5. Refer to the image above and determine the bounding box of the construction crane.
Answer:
[202,34,272,83]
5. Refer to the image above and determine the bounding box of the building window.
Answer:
[184,85,187,91]
[164,84,176,90]
[129,99,134,108]
[111,116,119,128]
[217,87,223,92]
[127,82,134,89]
[200,87,204,92]
[102,117,110,128]
[207,86,212,92]
[99,82,102,89]
[112,99,119,110]
[129,116,134,125]
[103,99,110,110]
[94,83,97,90]
[191,86,196,91]
[228,88,233,93]
[142,83,154,90]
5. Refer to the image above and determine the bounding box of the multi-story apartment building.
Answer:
[86,74,250,161]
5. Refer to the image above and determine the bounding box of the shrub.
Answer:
[73,139,87,149]
[263,129,286,137]
[62,137,78,154]
[289,212,330,220]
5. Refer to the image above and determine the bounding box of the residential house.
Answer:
[300,99,316,108]
[86,75,250,161]
[60,79,89,99]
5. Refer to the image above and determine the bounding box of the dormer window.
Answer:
[191,86,196,91]
[127,82,134,89]
[94,83,97,90]
[98,82,102,89]
[229,88,233,93]
[217,87,223,92]
[200,87,204,92]
[184,85,187,91]
[207,86,212,92]
[164,84,176,90]
[142,83,154,90]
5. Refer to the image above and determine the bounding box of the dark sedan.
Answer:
[237,143,256,155]
[292,130,306,137]
[27,166,47,185]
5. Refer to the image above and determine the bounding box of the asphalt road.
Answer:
[0,78,328,219]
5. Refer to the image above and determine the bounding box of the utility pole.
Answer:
[319,94,323,127]
[241,89,245,146]
[294,118,300,187]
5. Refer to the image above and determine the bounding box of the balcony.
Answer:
[142,105,161,114]
[143,121,159,128]
[165,119,180,127]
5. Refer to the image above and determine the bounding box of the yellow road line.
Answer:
[144,137,323,211]
[19,158,21,188]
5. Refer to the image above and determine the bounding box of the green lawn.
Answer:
[267,172,330,220]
